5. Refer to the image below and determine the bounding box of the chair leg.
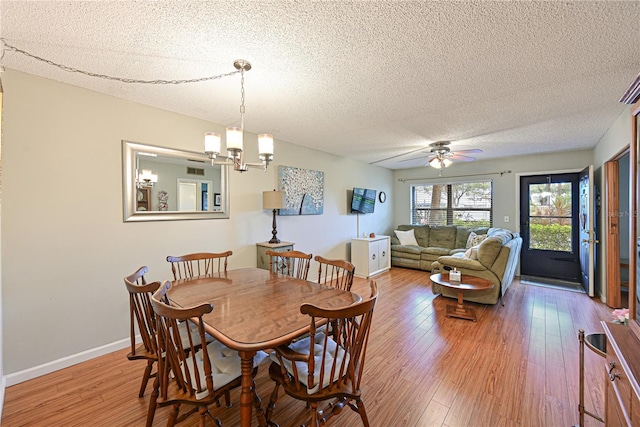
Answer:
[265,382,281,425]
[139,359,154,397]
[353,398,370,427]
[146,376,159,427]
[199,406,221,427]
[168,403,180,427]
[309,402,320,427]
[224,390,231,408]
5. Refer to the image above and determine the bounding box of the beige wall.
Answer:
[0,70,394,379]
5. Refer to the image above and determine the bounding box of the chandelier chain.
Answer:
[239,67,246,129]
[0,40,240,84]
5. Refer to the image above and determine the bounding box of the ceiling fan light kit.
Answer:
[421,141,483,170]
[429,157,452,169]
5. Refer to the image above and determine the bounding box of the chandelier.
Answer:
[0,43,273,172]
[137,169,157,188]
[204,60,273,172]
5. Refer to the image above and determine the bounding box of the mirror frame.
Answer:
[122,140,230,222]
[630,101,640,336]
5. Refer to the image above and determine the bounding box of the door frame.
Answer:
[604,147,630,307]
[519,172,582,283]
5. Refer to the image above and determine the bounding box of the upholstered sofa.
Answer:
[391,225,522,305]
[391,225,489,270]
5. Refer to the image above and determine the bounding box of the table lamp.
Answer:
[263,189,284,243]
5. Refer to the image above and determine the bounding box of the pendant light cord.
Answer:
[0,39,240,84]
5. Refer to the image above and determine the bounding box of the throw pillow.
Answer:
[466,232,487,248]
[464,246,479,260]
[394,229,419,246]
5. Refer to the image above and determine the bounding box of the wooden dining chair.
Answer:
[315,255,356,291]
[124,266,160,399]
[150,281,267,427]
[166,251,232,280]
[265,280,379,427]
[266,249,313,280]
[125,267,219,427]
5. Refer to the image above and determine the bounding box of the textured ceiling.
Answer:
[1,1,639,169]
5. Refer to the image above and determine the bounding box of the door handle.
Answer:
[609,362,621,381]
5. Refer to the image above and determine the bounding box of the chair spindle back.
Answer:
[315,255,356,291]
[266,249,313,280]
[166,251,232,280]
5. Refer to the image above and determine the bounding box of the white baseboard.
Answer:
[4,338,130,387]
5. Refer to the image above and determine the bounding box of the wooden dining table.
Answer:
[166,267,362,427]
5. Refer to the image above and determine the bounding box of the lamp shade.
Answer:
[263,190,284,210]
[226,127,243,151]
[204,132,221,154]
[258,134,274,155]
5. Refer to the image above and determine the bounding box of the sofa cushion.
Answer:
[432,256,486,271]
[428,226,457,249]
[394,229,419,246]
[391,245,422,256]
[455,227,472,249]
[477,237,504,267]
[421,247,451,256]
[413,226,430,247]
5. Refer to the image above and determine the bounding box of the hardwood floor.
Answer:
[2,267,613,426]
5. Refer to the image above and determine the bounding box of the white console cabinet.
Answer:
[351,235,391,279]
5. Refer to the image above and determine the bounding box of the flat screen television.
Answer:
[351,188,377,214]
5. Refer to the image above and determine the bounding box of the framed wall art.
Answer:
[278,165,324,215]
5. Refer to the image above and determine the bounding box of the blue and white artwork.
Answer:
[278,165,324,215]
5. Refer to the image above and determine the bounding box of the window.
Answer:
[411,181,493,226]
[528,181,572,252]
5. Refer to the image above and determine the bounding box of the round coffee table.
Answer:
[430,272,494,321]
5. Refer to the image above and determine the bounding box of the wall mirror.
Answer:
[122,140,229,222]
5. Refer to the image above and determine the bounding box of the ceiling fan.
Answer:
[400,141,482,169]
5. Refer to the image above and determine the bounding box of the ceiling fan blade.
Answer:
[369,146,430,164]
[453,149,483,155]
[398,155,434,163]
[449,154,476,162]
